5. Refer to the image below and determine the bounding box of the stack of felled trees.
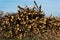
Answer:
[0,1,60,40]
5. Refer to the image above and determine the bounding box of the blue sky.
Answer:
[0,0,60,16]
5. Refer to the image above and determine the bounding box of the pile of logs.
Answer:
[0,1,60,40]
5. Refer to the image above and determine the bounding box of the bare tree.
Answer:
[0,10,3,18]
